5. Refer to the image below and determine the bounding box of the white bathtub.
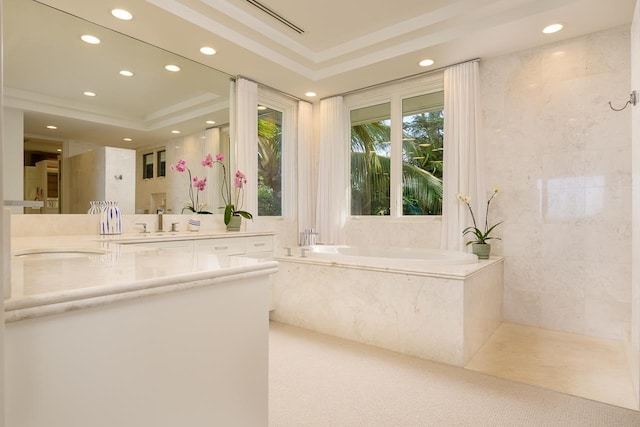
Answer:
[306,245,478,267]
[272,246,504,367]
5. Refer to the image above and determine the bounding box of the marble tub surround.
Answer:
[8,233,278,322]
[271,255,504,366]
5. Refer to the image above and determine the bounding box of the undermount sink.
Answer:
[13,248,110,259]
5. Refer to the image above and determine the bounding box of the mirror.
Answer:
[3,0,234,214]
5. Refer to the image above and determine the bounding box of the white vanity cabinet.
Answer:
[124,233,274,258]
[124,233,276,310]
[124,239,194,249]
[193,234,274,258]
[193,237,247,256]
[243,235,274,257]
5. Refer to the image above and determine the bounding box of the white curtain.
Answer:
[316,96,346,245]
[297,101,316,236]
[440,61,485,251]
[235,77,258,230]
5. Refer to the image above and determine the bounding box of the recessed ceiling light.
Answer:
[200,46,216,55]
[171,130,181,134]
[419,59,435,67]
[46,125,57,130]
[257,105,267,111]
[119,70,134,77]
[123,138,133,142]
[83,91,96,97]
[111,9,133,20]
[165,64,181,72]
[206,120,216,125]
[81,34,101,45]
[305,92,317,97]
[543,23,563,34]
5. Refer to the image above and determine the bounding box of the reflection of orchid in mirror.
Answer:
[170,158,212,214]
[201,153,253,225]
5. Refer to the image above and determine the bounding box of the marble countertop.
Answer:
[6,232,278,322]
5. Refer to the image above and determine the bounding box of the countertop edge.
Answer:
[5,263,279,323]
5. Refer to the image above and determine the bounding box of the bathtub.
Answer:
[271,245,504,367]
[305,245,478,267]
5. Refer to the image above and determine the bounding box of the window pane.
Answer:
[157,150,166,177]
[143,153,153,179]
[258,107,282,216]
[350,102,391,215]
[402,92,444,215]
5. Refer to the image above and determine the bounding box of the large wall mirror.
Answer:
[3,0,233,214]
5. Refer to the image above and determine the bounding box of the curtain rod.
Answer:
[236,75,304,102]
[324,57,480,100]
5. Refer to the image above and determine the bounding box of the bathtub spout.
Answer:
[299,228,319,246]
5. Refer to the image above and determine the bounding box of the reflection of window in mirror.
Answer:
[157,150,166,177]
[143,153,154,179]
[257,107,283,216]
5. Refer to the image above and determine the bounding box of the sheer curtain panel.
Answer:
[235,78,258,229]
[440,61,485,251]
[316,96,346,245]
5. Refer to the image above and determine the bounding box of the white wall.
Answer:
[481,26,632,340]
[165,129,225,215]
[1,1,7,423]
[2,107,23,214]
[630,0,640,407]
[104,146,135,214]
[65,146,135,214]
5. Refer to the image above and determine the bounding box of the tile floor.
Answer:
[465,322,638,410]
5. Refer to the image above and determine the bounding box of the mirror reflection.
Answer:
[3,0,234,214]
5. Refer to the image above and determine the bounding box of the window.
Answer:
[346,74,444,217]
[401,92,444,215]
[142,153,154,179]
[157,150,166,177]
[257,107,283,216]
[350,102,391,215]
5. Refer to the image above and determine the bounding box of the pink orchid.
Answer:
[234,170,247,188]
[216,153,225,162]
[192,176,207,191]
[201,154,214,167]
[170,159,187,172]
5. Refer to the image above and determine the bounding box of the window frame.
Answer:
[142,152,154,179]
[343,72,444,219]
[157,150,166,178]
[256,87,297,220]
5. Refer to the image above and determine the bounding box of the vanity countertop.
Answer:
[6,232,278,322]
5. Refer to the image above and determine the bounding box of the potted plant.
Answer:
[457,186,502,259]
[201,154,253,231]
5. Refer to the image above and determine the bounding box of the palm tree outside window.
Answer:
[349,91,444,216]
[257,106,283,216]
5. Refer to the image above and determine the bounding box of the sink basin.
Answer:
[13,248,110,259]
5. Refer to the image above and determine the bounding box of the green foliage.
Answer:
[458,189,502,244]
[350,110,444,216]
[224,204,252,225]
[258,114,282,216]
[258,175,280,216]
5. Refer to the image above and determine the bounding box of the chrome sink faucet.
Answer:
[135,222,148,233]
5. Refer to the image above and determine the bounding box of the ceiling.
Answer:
[36,0,636,100]
[5,0,233,152]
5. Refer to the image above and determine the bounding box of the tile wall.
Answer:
[481,26,632,339]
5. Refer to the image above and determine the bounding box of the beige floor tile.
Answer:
[465,322,638,410]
